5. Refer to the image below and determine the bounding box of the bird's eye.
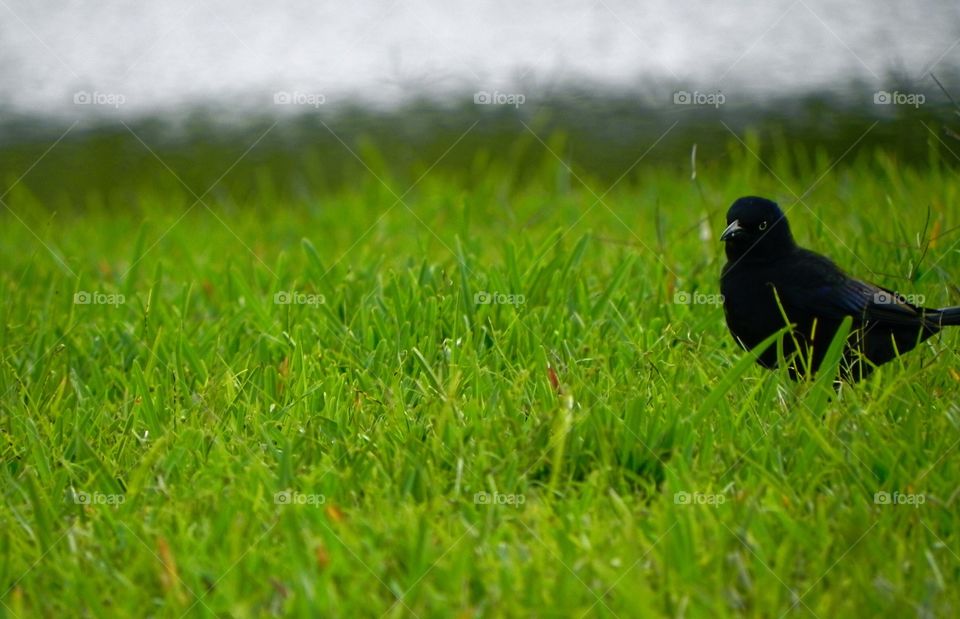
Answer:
[759,221,768,230]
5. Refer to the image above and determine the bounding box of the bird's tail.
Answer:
[935,306,960,326]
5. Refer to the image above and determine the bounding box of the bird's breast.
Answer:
[720,265,790,348]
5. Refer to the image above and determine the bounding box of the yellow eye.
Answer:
[759,221,768,230]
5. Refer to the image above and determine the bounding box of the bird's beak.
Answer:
[720,220,743,242]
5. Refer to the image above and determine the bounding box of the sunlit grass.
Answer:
[2,135,960,617]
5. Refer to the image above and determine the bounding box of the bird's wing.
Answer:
[777,250,933,328]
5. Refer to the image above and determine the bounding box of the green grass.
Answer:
[2,131,960,617]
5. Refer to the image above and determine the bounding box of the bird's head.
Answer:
[721,196,796,262]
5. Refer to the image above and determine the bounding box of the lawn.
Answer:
[2,122,960,617]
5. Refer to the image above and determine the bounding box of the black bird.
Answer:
[719,196,960,381]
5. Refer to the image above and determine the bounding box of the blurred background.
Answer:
[2,0,960,205]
